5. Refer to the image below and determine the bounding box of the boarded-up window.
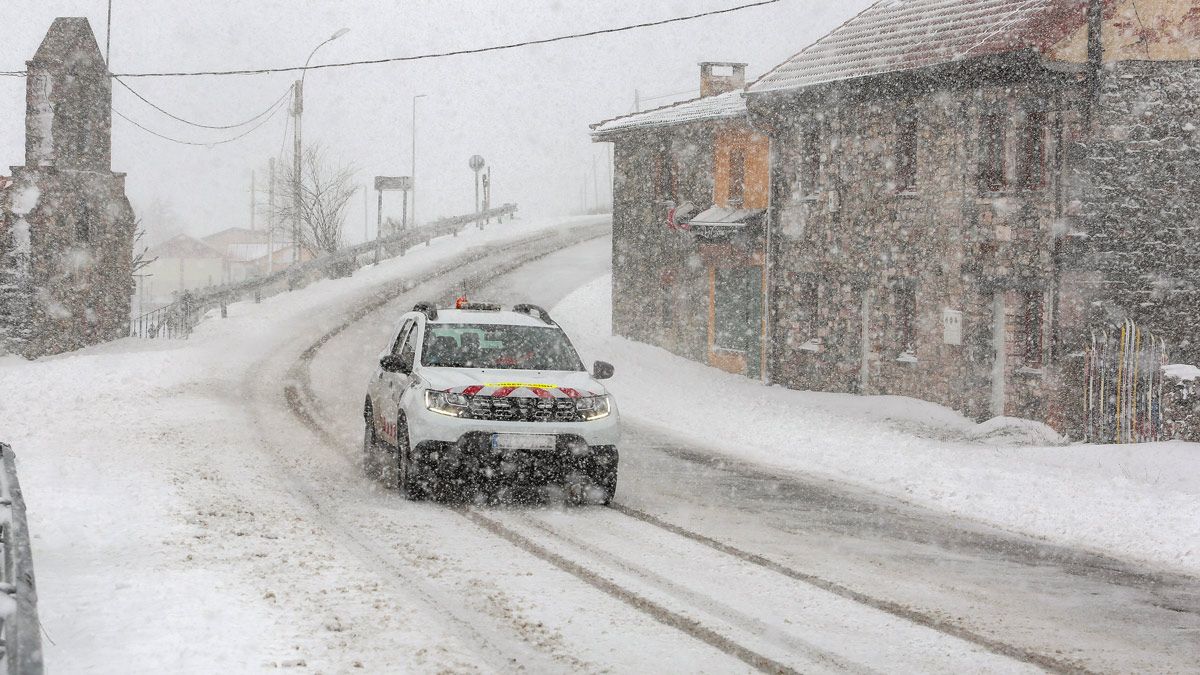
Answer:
[896,112,917,191]
[714,267,756,352]
[1017,110,1047,189]
[1022,290,1044,366]
[978,111,1006,193]
[728,148,746,205]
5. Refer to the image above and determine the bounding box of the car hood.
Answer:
[420,367,607,398]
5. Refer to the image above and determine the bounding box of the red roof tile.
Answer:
[748,0,1087,94]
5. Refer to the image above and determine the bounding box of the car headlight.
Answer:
[576,394,611,421]
[425,390,469,417]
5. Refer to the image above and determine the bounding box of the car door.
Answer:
[371,318,412,441]
[380,319,419,444]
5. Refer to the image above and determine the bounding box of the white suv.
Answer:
[363,300,620,504]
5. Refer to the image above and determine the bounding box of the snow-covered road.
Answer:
[2,217,1196,672]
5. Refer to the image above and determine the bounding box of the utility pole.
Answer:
[292,80,302,265]
[592,154,599,213]
[412,94,427,226]
[105,0,113,65]
[268,158,275,274]
[250,170,256,231]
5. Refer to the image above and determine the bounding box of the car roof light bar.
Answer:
[513,303,554,325]
[413,301,438,321]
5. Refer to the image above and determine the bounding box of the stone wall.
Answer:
[1076,60,1200,363]
[610,127,714,362]
[757,62,1090,425]
[1163,369,1200,442]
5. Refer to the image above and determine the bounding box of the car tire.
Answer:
[396,414,427,501]
[362,403,383,481]
[590,447,619,506]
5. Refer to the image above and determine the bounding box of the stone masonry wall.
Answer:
[1076,60,1200,363]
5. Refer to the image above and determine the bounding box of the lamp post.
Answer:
[411,94,427,227]
[292,27,349,265]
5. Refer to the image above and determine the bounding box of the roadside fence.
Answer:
[130,203,518,339]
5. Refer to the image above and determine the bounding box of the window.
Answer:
[391,319,414,355]
[421,323,584,371]
[653,147,675,200]
[895,284,917,354]
[75,205,91,243]
[1021,290,1044,366]
[728,148,746,206]
[896,112,917,191]
[1016,109,1047,189]
[796,274,820,338]
[978,111,1007,193]
[797,125,820,197]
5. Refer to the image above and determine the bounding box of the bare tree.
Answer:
[268,144,357,257]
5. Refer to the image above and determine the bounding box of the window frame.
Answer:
[727,147,746,206]
[1021,290,1045,367]
[797,124,821,199]
[1016,108,1048,190]
[978,109,1007,194]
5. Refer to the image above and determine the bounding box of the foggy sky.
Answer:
[1,1,871,244]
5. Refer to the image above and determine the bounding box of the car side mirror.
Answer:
[593,360,615,380]
[380,354,411,374]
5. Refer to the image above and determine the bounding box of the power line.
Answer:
[112,93,289,146]
[112,0,782,78]
[113,75,293,129]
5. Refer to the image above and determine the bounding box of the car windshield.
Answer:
[421,323,585,371]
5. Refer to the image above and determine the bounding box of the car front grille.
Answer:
[462,395,582,422]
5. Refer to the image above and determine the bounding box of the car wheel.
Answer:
[590,447,619,506]
[396,414,427,501]
[362,403,383,481]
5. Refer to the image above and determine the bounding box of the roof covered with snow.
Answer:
[591,90,746,138]
[147,234,225,260]
[748,0,1086,95]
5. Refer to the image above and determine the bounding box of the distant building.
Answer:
[592,63,771,378]
[0,17,136,357]
[139,235,227,307]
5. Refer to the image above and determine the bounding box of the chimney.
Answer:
[699,62,747,97]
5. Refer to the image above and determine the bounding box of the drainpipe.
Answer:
[1084,0,1104,128]
[762,132,775,385]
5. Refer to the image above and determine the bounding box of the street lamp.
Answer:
[291,27,349,265]
[411,94,427,227]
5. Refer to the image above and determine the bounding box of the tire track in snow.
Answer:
[606,504,1093,675]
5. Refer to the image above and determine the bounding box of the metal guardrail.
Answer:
[130,203,519,339]
[0,443,43,675]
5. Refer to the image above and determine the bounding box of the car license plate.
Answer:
[491,433,556,451]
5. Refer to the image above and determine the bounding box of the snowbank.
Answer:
[554,275,1200,576]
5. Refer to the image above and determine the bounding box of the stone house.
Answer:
[592,63,771,378]
[593,0,1200,438]
[0,18,135,357]
[736,0,1200,434]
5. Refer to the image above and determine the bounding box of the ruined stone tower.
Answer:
[0,17,136,357]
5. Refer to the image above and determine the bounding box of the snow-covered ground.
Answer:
[0,215,606,671]
[555,275,1200,576]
